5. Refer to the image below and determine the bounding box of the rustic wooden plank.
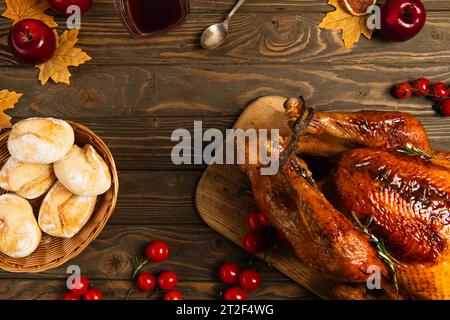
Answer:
[0,278,315,300]
[2,64,450,169]
[0,11,450,66]
[94,116,450,167]
[0,225,299,283]
[3,64,450,119]
[76,12,450,66]
[0,0,447,16]
[0,114,447,172]
[74,116,450,170]
[73,118,231,171]
[186,0,450,13]
[112,171,204,225]
[32,119,450,226]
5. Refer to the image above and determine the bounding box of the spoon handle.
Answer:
[226,0,246,22]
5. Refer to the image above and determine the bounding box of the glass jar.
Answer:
[114,0,190,37]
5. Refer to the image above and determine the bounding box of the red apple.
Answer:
[379,0,426,42]
[49,0,93,16]
[8,19,56,65]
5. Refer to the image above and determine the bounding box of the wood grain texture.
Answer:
[2,64,450,172]
[0,116,447,171]
[0,278,314,300]
[0,11,449,66]
[3,64,450,119]
[0,225,300,283]
[0,0,449,300]
[80,0,450,13]
[109,171,204,225]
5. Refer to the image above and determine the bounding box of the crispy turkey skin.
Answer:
[240,97,450,299]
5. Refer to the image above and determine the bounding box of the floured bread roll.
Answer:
[54,144,111,196]
[0,194,41,258]
[8,117,74,164]
[0,157,56,199]
[38,182,97,238]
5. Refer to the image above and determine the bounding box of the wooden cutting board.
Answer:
[195,96,335,299]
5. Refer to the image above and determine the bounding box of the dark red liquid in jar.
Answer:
[126,0,189,35]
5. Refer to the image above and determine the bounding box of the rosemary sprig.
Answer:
[132,255,149,280]
[351,211,398,291]
[126,255,151,300]
[397,143,434,159]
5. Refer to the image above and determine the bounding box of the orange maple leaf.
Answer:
[36,29,91,85]
[319,0,373,48]
[2,0,57,27]
[0,90,22,130]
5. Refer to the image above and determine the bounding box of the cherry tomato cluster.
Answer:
[242,211,269,254]
[63,276,103,300]
[133,240,183,300]
[219,262,261,300]
[242,210,288,255]
[394,78,450,116]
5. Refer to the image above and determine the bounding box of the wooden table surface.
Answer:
[0,0,449,300]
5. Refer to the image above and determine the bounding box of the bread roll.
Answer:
[38,182,97,238]
[8,117,74,164]
[54,144,111,196]
[0,194,41,258]
[0,157,56,199]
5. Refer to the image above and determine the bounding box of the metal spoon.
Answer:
[201,0,247,49]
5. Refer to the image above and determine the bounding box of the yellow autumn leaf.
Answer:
[36,29,91,85]
[0,90,22,130]
[319,0,373,48]
[2,0,57,27]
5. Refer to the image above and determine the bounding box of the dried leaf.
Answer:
[36,29,91,85]
[319,0,373,48]
[0,90,22,129]
[343,0,376,16]
[2,0,57,27]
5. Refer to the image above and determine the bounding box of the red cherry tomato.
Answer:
[63,292,80,300]
[137,272,156,292]
[242,232,265,255]
[257,211,271,228]
[411,77,431,96]
[224,286,247,300]
[146,240,170,262]
[219,262,241,284]
[440,99,450,117]
[432,82,450,101]
[239,269,261,292]
[164,290,183,300]
[247,211,264,232]
[395,82,413,99]
[83,288,103,300]
[70,276,89,297]
[158,271,178,291]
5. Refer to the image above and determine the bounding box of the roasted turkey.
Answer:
[240,97,450,300]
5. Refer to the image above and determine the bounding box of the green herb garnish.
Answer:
[132,255,148,279]
[397,143,434,159]
[351,211,398,291]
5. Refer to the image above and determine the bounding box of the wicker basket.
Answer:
[0,121,119,273]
